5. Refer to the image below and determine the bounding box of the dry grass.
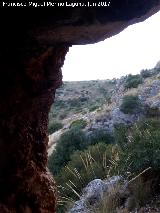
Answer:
[89,168,153,213]
[91,183,122,213]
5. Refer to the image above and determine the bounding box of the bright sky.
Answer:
[62,11,160,81]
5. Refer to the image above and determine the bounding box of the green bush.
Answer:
[140,69,152,78]
[113,124,129,150]
[115,119,160,177]
[88,104,99,112]
[54,100,66,109]
[70,119,87,129]
[153,67,160,75]
[48,121,63,134]
[124,74,143,89]
[48,128,87,175]
[69,98,83,108]
[54,119,160,212]
[87,129,114,146]
[120,95,140,114]
[55,143,119,203]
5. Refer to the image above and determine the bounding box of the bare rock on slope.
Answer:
[68,176,122,213]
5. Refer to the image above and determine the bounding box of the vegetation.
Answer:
[146,106,160,118]
[87,129,114,146]
[48,128,87,175]
[55,143,119,202]
[140,69,152,78]
[124,74,143,89]
[115,119,160,177]
[48,128,114,176]
[49,80,116,122]
[50,119,160,212]
[48,121,63,134]
[120,95,141,114]
[91,183,122,213]
[91,176,152,213]
[140,67,160,79]
[113,124,128,151]
[88,104,100,112]
[47,65,160,212]
[69,119,87,129]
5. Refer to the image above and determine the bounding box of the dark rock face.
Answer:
[0,1,160,212]
[0,45,69,212]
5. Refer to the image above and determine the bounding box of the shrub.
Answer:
[88,104,99,112]
[92,177,152,213]
[70,119,87,129]
[145,107,160,118]
[87,129,115,146]
[69,98,82,108]
[48,121,63,134]
[124,74,143,89]
[115,119,160,177]
[98,86,106,94]
[54,119,160,212]
[120,95,140,114]
[153,67,160,75]
[140,69,152,78]
[55,143,119,204]
[48,128,115,176]
[54,100,66,109]
[113,124,129,150]
[48,128,87,175]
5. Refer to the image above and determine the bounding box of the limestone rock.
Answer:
[68,176,122,213]
[111,107,141,125]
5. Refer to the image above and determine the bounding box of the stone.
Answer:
[111,107,141,125]
[68,176,122,213]
[69,200,89,213]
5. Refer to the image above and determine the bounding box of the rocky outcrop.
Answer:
[139,79,160,109]
[1,1,160,212]
[87,73,160,133]
[68,170,160,213]
[68,176,122,213]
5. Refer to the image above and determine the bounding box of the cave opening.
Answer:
[1,2,160,213]
[47,11,160,213]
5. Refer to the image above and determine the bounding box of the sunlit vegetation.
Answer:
[124,74,143,89]
[48,121,63,134]
[69,119,87,129]
[48,119,160,213]
[120,95,141,114]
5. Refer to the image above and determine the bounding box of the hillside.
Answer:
[49,79,116,123]
[48,65,160,153]
[48,63,160,213]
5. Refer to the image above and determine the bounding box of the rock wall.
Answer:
[0,45,69,212]
[0,1,160,212]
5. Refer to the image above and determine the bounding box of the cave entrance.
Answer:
[47,11,160,212]
[1,3,160,213]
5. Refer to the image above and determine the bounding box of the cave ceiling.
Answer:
[1,0,160,48]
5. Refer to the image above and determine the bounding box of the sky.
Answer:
[62,11,160,81]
